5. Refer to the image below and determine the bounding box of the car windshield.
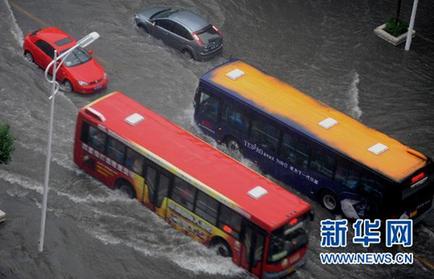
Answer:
[151,8,177,20]
[63,47,91,67]
[268,219,309,263]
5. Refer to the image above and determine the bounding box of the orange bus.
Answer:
[73,92,313,278]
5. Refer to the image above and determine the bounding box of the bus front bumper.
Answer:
[414,202,433,224]
[263,258,305,279]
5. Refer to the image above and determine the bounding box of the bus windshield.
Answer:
[268,219,309,263]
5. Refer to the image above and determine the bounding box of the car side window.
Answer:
[155,19,174,33]
[172,22,193,40]
[35,40,55,58]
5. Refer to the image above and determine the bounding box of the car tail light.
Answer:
[192,33,204,46]
[212,25,223,36]
[289,218,298,226]
[411,172,425,184]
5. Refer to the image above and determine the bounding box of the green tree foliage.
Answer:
[385,18,408,37]
[0,122,14,165]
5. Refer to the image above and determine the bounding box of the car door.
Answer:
[33,40,55,70]
[153,19,174,44]
[170,22,193,50]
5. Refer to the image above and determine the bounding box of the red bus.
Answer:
[74,92,313,278]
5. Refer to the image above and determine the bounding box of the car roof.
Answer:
[167,10,209,32]
[35,27,76,51]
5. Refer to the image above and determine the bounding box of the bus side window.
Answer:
[218,205,242,238]
[88,125,107,153]
[221,102,249,133]
[198,91,220,122]
[145,166,157,201]
[250,117,280,152]
[280,132,310,169]
[309,148,336,179]
[81,121,90,143]
[155,172,171,207]
[106,136,126,164]
[125,147,144,174]
[171,177,197,210]
[194,191,219,225]
[254,233,264,265]
[335,161,360,190]
[359,173,383,198]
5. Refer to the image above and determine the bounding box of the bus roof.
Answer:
[201,60,427,182]
[83,92,311,232]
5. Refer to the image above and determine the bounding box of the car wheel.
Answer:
[137,22,148,33]
[62,80,73,93]
[320,190,339,212]
[182,49,193,60]
[225,138,242,159]
[24,51,34,63]
[211,240,232,258]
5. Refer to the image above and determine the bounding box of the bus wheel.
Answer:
[212,239,232,258]
[118,181,135,199]
[320,190,339,212]
[225,138,242,159]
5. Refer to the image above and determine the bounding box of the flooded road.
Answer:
[0,0,433,278]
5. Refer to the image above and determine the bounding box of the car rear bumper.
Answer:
[198,45,223,61]
[76,78,109,94]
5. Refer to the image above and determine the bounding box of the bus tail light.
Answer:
[223,225,233,234]
[411,172,425,184]
[289,218,298,226]
[289,252,300,264]
[192,33,204,46]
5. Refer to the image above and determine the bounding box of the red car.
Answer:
[23,27,108,94]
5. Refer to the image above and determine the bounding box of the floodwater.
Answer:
[0,0,433,278]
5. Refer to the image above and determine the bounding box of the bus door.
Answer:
[194,89,221,136]
[143,163,172,217]
[219,101,250,149]
[240,222,265,278]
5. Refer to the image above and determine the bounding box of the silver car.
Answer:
[134,7,223,61]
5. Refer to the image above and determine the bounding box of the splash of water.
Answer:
[346,71,362,119]
[4,0,24,47]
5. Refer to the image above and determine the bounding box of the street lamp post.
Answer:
[38,32,100,253]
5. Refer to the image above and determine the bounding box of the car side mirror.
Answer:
[88,49,94,56]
